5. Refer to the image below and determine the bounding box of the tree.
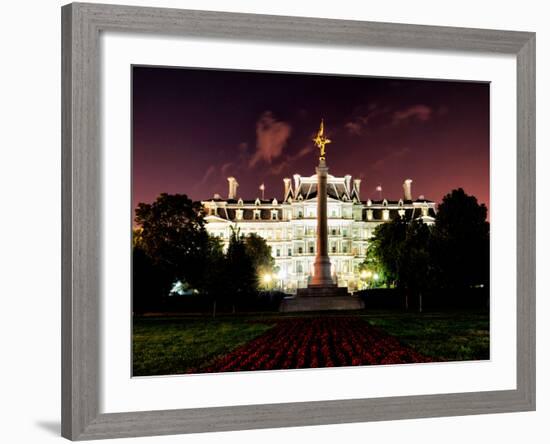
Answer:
[360,242,389,288]
[195,235,226,317]
[399,220,433,312]
[134,193,211,292]
[225,229,256,311]
[368,216,409,287]
[367,217,434,310]
[243,233,275,282]
[432,188,490,290]
[132,245,174,312]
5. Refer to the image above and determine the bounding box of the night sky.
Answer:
[132,66,489,214]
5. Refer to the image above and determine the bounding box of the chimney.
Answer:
[403,179,413,201]
[344,175,352,194]
[227,177,239,200]
[293,174,301,192]
[353,179,361,199]
[283,178,291,199]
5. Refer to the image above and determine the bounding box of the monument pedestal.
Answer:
[279,286,364,312]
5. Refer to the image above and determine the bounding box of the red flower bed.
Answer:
[193,317,435,374]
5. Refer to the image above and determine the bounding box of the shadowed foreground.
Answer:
[192,316,433,374]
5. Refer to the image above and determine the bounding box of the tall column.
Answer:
[311,159,334,286]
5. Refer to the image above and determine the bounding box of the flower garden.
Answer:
[192,316,434,374]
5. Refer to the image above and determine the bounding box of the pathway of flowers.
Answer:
[194,316,435,373]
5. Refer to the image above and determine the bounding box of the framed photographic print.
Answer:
[61,2,535,440]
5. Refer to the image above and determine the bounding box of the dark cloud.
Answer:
[249,112,292,167]
[269,144,315,176]
[344,121,362,135]
[371,147,411,170]
[391,105,433,126]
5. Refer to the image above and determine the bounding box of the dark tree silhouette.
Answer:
[432,188,490,290]
[134,193,211,293]
[225,229,257,311]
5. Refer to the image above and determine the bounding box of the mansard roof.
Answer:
[294,182,350,201]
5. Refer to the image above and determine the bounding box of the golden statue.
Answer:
[313,119,331,161]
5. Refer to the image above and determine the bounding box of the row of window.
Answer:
[292,261,353,274]
[273,244,359,257]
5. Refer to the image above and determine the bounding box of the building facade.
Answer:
[202,173,436,293]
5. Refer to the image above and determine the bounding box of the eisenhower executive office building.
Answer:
[202,171,436,294]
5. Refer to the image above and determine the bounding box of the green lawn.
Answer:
[360,310,490,361]
[133,310,489,376]
[132,317,274,376]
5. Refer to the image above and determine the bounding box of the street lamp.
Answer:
[359,269,373,289]
[262,273,273,285]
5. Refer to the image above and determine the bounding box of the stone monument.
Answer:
[280,120,364,312]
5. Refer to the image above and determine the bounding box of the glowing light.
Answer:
[360,270,373,280]
[262,273,273,284]
[373,273,380,281]
[277,270,287,280]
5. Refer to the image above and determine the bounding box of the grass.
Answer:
[132,310,489,376]
[132,316,275,376]
[360,310,490,361]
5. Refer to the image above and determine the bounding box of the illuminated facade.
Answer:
[202,174,436,293]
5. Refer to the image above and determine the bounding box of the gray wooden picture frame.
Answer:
[61,2,536,440]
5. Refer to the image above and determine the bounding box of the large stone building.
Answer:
[202,173,436,293]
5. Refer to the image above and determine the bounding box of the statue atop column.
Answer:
[313,119,331,162]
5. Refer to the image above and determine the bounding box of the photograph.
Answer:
[131,66,490,377]
[0,0,541,442]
